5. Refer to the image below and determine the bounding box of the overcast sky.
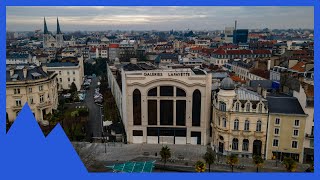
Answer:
[6,6,314,31]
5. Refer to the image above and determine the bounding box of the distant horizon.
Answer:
[6,6,314,31]
[6,28,315,33]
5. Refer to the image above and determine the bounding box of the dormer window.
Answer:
[245,103,251,112]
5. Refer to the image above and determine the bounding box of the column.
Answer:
[173,100,176,126]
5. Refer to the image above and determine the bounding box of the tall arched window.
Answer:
[246,103,251,112]
[234,119,239,130]
[223,117,227,128]
[232,138,239,150]
[258,103,263,113]
[192,89,201,126]
[133,89,141,125]
[148,87,157,96]
[256,120,262,132]
[160,86,173,96]
[219,101,226,111]
[242,139,249,151]
[244,120,250,131]
[176,87,186,97]
[235,102,240,111]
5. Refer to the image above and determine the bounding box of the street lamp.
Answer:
[102,131,107,153]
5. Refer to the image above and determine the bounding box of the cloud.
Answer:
[6,6,314,31]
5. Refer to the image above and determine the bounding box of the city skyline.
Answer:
[7,6,314,31]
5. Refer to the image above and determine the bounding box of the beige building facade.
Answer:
[266,96,307,163]
[118,63,212,145]
[43,56,84,91]
[6,65,58,124]
[212,78,268,158]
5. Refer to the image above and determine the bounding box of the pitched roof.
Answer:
[253,50,272,54]
[6,65,50,82]
[227,50,252,55]
[44,62,78,67]
[158,53,178,60]
[109,44,119,48]
[290,61,306,72]
[266,96,305,115]
[235,87,266,101]
[249,80,273,90]
[213,49,226,55]
[191,46,203,51]
[230,75,246,83]
[7,53,29,59]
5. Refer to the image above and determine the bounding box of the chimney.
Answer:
[267,59,271,70]
[9,68,14,77]
[23,67,28,79]
[257,84,262,94]
[42,65,48,73]
[262,89,267,98]
[130,58,137,64]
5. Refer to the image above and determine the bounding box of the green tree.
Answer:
[160,146,171,167]
[78,108,89,117]
[195,160,206,172]
[253,155,264,172]
[310,162,314,172]
[283,157,297,172]
[227,154,239,172]
[203,149,215,172]
[70,82,77,93]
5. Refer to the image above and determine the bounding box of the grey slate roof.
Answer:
[44,62,78,67]
[236,87,267,101]
[6,65,50,82]
[123,63,157,71]
[249,80,273,90]
[266,96,305,115]
[7,53,29,59]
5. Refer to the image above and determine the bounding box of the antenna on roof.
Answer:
[235,20,237,30]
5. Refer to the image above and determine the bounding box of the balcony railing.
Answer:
[242,131,252,137]
[306,133,314,139]
[254,131,264,138]
[231,130,241,136]
[12,105,23,110]
[36,101,52,108]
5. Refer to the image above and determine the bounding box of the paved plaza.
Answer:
[73,142,311,172]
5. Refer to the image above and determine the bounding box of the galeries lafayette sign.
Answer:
[143,72,191,76]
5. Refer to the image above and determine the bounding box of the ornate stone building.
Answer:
[212,77,268,158]
[6,64,58,124]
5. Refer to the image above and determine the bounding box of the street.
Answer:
[85,76,103,139]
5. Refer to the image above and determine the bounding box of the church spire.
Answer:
[57,17,62,34]
[44,17,49,34]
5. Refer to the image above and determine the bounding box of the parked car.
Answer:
[78,93,86,101]
[95,102,103,107]
[94,95,103,99]
[94,98,103,103]
[63,93,71,98]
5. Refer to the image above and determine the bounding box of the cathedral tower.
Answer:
[56,17,64,48]
[43,17,50,48]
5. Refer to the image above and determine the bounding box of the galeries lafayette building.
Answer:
[120,63,213,145]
